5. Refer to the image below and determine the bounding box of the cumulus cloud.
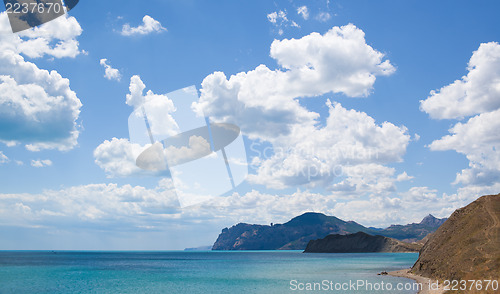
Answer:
[94,138,147,178]
[429,108,500,186]
[95,76,179,178]
[126,75,147,108]
[126,75,179,137]
[422,43,500,191]
[192,25,402,191]
[420,42,500,119]
[297,6,309,20]
[402,186,438,202]
[194,24,395,140]
[100,59,121,81]
[0,12,83,58]
[0,53,82,151]
[31,159,52,168]
[0,12,83,151]
[121,15,166,36]
[247,101,409,190]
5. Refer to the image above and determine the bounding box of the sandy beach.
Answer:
[388,269,445,294]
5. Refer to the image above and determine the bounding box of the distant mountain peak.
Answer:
[421,214,437,221]
[284,212,332,226]
[420,214,446,227]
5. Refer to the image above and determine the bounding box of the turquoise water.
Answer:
[0,251,419,293]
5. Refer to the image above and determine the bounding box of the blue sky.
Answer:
[0,0,500,250]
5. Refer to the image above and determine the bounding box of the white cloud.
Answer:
[126,75,147,108]
[0,183,180,229]
[97,135,211,177]
[164,135,211,166]
[429,108,500,186]
[121,15,166,36]
[331,188,456,227]
[31,159,52,168]
[94,138,147,178]
[100,59,121,81]
[402,186,437,202]
[316,12,331,22]
[95,75,180,178]
[420,42,500,119]
[126,75,179,137]
[193,25,404,191]
[0,151,8,164]
[396,171,414,182]
[297,6,309,20]
[0,12,83,59]
[0,53,82,151]
[194,24,395,141]
[423,43,500,190]
[0,12,83,151]
[247,101,409,190]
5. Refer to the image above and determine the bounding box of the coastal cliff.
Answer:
[411,194,500,287]
[304,231,422,253]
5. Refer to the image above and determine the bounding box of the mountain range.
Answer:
[212,212,446,250]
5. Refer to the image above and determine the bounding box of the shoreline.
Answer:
[388,269,444,294]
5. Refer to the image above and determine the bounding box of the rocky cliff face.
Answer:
[304,232,422,253]
[212,212,446,250]
[411,194,500,291]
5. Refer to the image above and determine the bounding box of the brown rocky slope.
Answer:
[411,194,500,292]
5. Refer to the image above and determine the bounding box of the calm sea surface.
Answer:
[0,251,419,293]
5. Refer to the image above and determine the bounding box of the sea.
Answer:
[0,251,421,293]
